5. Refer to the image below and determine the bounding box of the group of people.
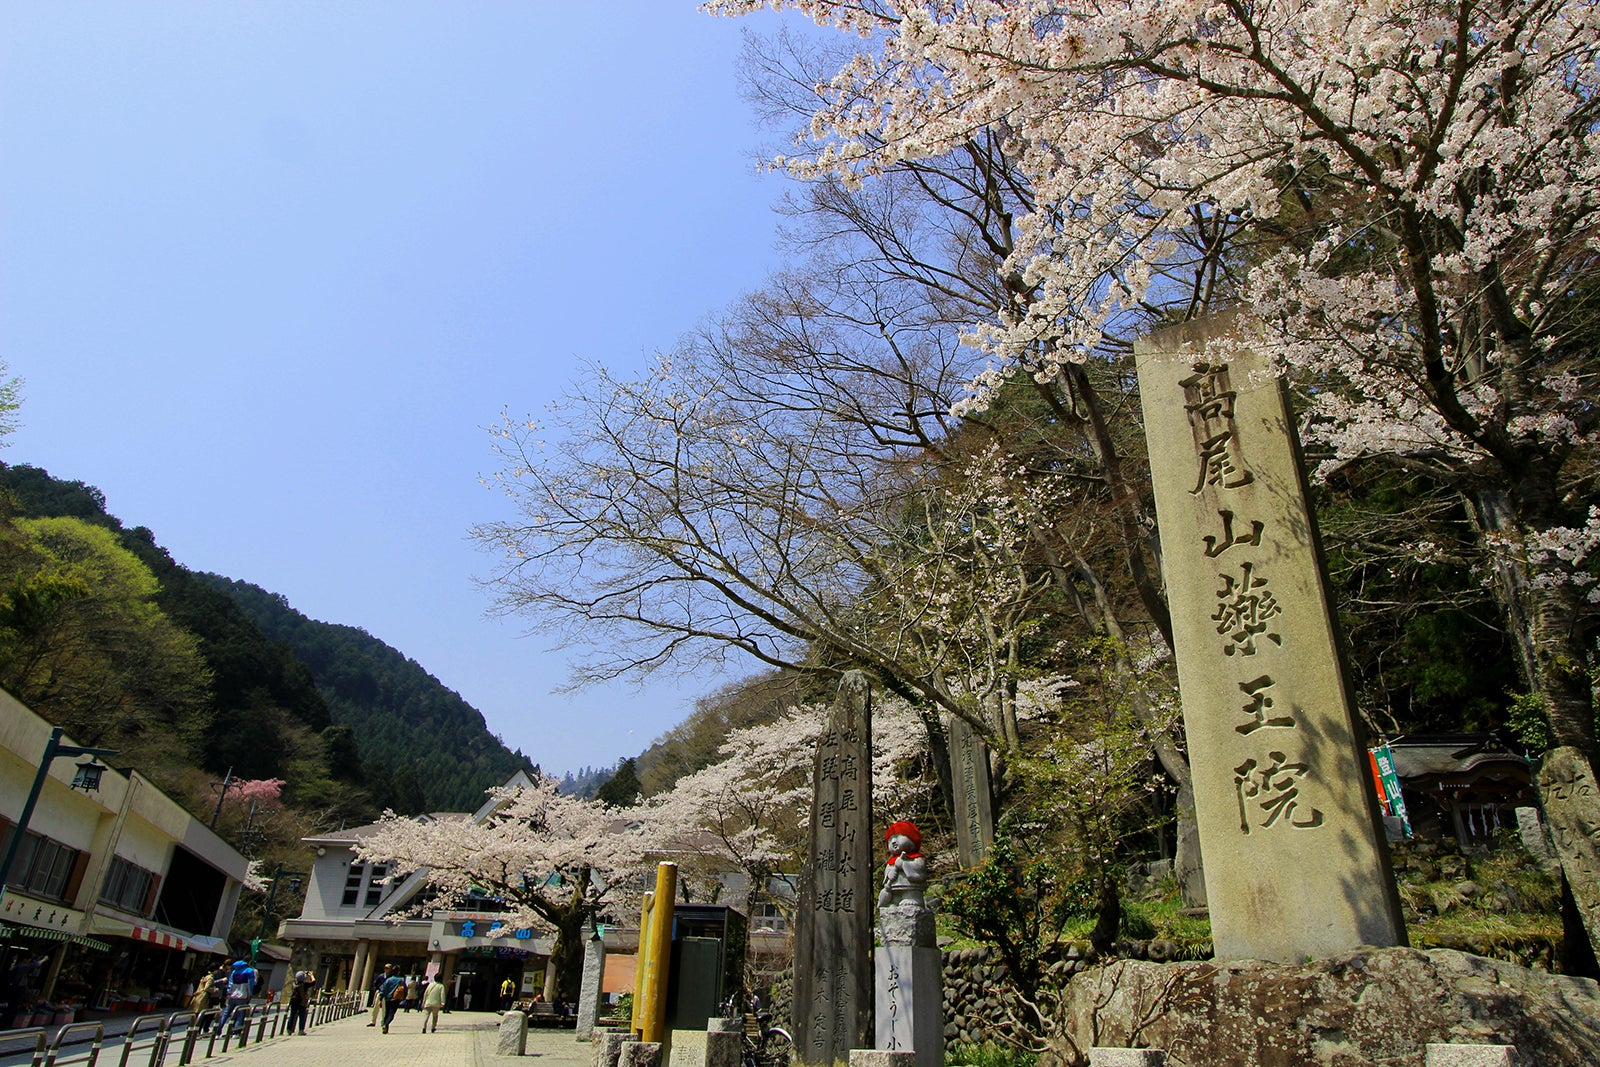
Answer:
[183,959,317,1038]
[366,964,446,1033]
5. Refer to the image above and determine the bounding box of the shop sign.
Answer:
[1368,745,1413,838]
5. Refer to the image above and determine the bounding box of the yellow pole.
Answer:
[631,891,654,1035]
[637,862,678,1044]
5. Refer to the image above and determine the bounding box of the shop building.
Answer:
[278,771,558,1010]
[1,689,249,1024]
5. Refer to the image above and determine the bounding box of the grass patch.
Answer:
[947,1040,1038,1067]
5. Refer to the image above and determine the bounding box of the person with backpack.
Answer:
[214,959,255,1035]
[377,967,406,1033]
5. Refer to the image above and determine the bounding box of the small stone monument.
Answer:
[498,1009,529,1056]
[793,672,875,1065]
[875,821,942,1067]
[1135,310,1406,963]
[576,921,606,1039]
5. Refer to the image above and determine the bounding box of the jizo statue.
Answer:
[879,820,929,908]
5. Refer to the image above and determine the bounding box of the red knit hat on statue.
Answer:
[884,820,922,846]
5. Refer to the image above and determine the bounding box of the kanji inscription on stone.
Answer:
[1135,309,1405,963]
[793,671,875,1064]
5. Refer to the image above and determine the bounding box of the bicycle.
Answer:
[718,995,793,1067]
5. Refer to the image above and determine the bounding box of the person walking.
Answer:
[404,972,420,1011]
[366,964,391,1027]
[499,975,516,1011]
[214,959,255,1035]
[421,974,446,1032]
[286,970,316,1035]
[378,967,406,1033]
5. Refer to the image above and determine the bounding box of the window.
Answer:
[0,825,81,902]
[101,856,157,913]
[366,865,388,907]
[342,863,365,907]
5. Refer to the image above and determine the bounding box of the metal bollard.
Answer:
[44,1020,106,1067]
[0,1027,49,1067]
[114,1014,166,1067]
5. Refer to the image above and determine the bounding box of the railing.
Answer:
[1,992,368,1066]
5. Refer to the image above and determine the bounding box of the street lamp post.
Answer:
[0,726,117,909]
[251,863,305,964]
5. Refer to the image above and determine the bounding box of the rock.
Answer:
[1060,948,1600,1066]
[1455,881,1483,899]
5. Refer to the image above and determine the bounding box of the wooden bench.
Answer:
[520,1001,575,1027]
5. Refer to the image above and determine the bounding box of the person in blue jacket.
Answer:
[214,959,256,1035]
[377,967,406,1033]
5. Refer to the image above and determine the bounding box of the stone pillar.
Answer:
[1088,1051,1167,1067]
[595,1030,639,1067]
[947,713,994,867]
[358,943,379,998]
[874,904,941,1067]
[499,1010,529,1056]
[705,1029,741,1067]
[1134,311,1406,963]
[793,671,875,1065]
[619,1041,664,1067]
[576,925,606,1039]
[348,941,370,993]
[1423,1045,1514,1067]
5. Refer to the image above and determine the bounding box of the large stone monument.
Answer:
[792,671,875,1065]
[875,821,942,1067]
[947,714,994,867]
[1134,310,1405,962]
[1536,747,1600,952]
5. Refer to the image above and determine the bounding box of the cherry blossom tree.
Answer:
[356,776,644,995]
[715,0,1599,938]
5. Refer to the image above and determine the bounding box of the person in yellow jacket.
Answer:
[499,976,516,1011]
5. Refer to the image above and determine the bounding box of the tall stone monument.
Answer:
[576,920,606,1040]
[793,671,875,1065]
[1134,310,1405,963]
[947,714,994,867]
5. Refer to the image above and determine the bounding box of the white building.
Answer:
[1,689,249,1022]
[278,771,561,1010]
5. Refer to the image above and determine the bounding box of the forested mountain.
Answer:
[200,574,528,812]
[0,461,528,817]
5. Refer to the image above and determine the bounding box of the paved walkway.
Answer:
[201,1011,594,1067]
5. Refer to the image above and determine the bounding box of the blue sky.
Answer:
[1,2,802,774]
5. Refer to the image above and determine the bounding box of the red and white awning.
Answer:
[88,916,191,952]
[129,924,188,950]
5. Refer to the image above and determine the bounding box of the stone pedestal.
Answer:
[577,929,606,1039]
[619,1041,664,1067]
[1424,1046,1513,1067]
[875,903,942,1067]
[1088,1051,1166,1067]
[595,1029,640,1067]
[851,1052,916,1067]
[498,1011,528,1056]
[669,1029,707,1067]
[707,1018,743,1033]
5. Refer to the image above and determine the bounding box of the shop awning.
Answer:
[73,935,112,951]
[88,916,191,951]
[186,934,230,955]
[8,923,74,942]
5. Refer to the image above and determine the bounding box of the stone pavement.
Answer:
[200,1011,595,1067]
